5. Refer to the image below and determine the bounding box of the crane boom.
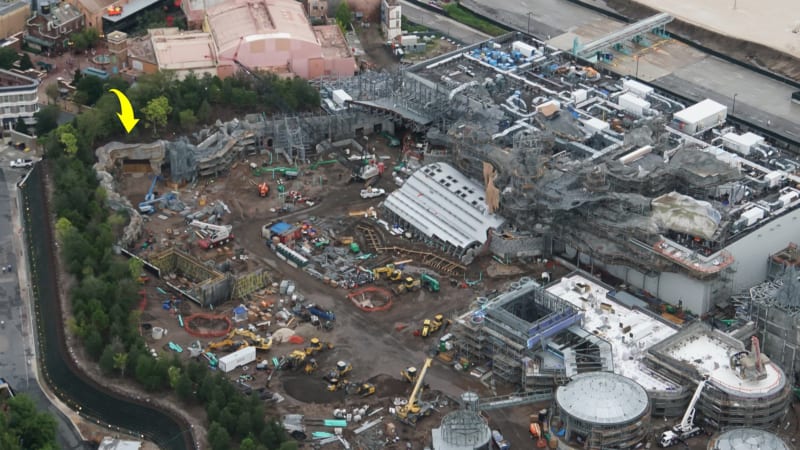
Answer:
[679,377,707,430]
[407,358,432,411]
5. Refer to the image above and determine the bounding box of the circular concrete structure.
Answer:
[555,372,650,448]
[709,428,790,450]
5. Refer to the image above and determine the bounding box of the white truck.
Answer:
[360,187,386,199]
[218,346,256,373]
[189,220,234,249]
[660,376,708,447]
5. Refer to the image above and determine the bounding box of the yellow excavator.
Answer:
[396,358,434,425]
[205,339,248,353]
[304,337,334,355]
[284,350,309,370]
[304,358,318,375]
[347,382,376,397]
[373,265,403,281]
[230,328,272,351]
[401,366,419,383]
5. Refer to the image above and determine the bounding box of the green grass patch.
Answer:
[443,2,507,36]
[401,16,429,33]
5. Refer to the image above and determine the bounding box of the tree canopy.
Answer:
[0,395,58,450]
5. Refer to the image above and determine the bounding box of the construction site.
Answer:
[89,18,800,450]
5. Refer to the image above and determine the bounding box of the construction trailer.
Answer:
[218,346,256,373]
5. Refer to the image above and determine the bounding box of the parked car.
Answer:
[9,159,34,169]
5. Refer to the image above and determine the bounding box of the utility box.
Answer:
[622,79,654,98]
[218,346,256,373]
[512,41,536,58]
[582,117,609,134]
[331,89,352,108]
[618,93,650,117]
[672,99,727,134]
[722,132,764,156]
[400,34,418,46]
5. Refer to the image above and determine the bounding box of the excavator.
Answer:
[420,314,451,338]
[283,350,310,370]
[304,358,318,375]
[323,361,353,383]
[258,182,269,197]
[401,366,419,383]
[395,358,434,425]
[393,277,421,295]
[230,328,272,351]
[205,339,248,353]
[373,265,403,281]
[304,337,334,356]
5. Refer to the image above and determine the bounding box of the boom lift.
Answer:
[189,220,234,249]
[395,358,434,425]
[659,376,709,447]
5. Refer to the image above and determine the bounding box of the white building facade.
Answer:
[0,70,39,127]
[381,0,401,41]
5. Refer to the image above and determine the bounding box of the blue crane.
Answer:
[144,175,159,202]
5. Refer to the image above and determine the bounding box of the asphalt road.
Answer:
[399,0,491,44]
[0,147,85,450]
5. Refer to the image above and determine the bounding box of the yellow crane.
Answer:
[396,358,434,425]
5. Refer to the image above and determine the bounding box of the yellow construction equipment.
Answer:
[401,366,418,383]
[326,378,349,392]
[304,358,318,375]
[393,277,421,295]
[347,382,376,397]
[204,339,248,353]
[420,314,447,338]
[323,361,352,383]
[230,328,272,351]
[396,358,434,425]
[284,350,308,370]
[373,265,403,281]
[304,337,334,355]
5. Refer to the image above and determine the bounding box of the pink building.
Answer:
[204,0,356,79]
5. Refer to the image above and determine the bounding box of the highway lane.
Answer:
[0,149,86,450]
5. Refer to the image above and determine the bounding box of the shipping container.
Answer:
[618,93,650,117]
[218,346,256,373]
[622,79,654,98]
[672,99,727,134]
[512,41,536,58]
[331,89,352,107]
[721,132,764,156]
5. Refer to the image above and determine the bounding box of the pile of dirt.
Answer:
[282,375,346,404]
[366,374,410,398]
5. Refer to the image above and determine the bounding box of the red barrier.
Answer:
[347,286,394,312]
[183,313,232,338]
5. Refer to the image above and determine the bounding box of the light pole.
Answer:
[732,93,738,116]
[635,55,640,79]
[527,12,533,35]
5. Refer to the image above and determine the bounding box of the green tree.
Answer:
[0,47,18,69]
[59,131,78,156]
[75,74,104,105]
[128,257,144,280]
[335,1,352,31]
[208,422,231,450]
[178,109,197,130]
[3,395,58,450]
[99,345,116,375]
[19,53,33,70]
[113,352,128,378]
[197,99,212,123]
[14,117,27,134]
[175,371,193,402]
[142,96,172,135]
[34,104,60,136]
[239,437,258,450]
[45,83,60,105]
[168,365,182,389]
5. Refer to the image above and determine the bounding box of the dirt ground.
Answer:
[112,132,573,448]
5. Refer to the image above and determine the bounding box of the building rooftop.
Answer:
[76,0,117,14]
[150,28,217,72]
[709,428,790,450]
[0,0,26,15]
[672,99,727,125]
[546,274,680,392]
[103,0,161,22]
[98,437,142,450]
[314,25,351,59]
[661,329,786,397]
[556,371,649,425]
[0,69,39,91]
[383,162,505,250]
[206,0,318,55]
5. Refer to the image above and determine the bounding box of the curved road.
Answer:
[0,153,85,449]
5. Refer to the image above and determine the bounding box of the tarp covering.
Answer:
[651,192,721,239]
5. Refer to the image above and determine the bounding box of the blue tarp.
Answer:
[233,306,247,315]
[270,222,292,235]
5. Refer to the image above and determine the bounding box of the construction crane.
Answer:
[189,220,234,249]
[395,357,434,425]
[659,376,709,447]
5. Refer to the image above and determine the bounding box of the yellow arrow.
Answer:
[109,88,139,133]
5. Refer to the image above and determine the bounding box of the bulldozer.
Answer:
[347,382,376,397]
[326,378,349,392]
[304,337,334,355]
[258,182,269,197]
[420,314,450,338]
[323,361,353,383]
[283,350,309,370]
[393,277,421,295]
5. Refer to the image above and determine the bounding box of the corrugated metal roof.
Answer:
[383,163,504,250]
[710,428,790,450]
[556,372,649,424]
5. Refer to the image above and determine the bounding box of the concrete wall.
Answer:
[0,4,28,40]
[231,37,324,79]
[605,264,712,314]
[726,208,800,293]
